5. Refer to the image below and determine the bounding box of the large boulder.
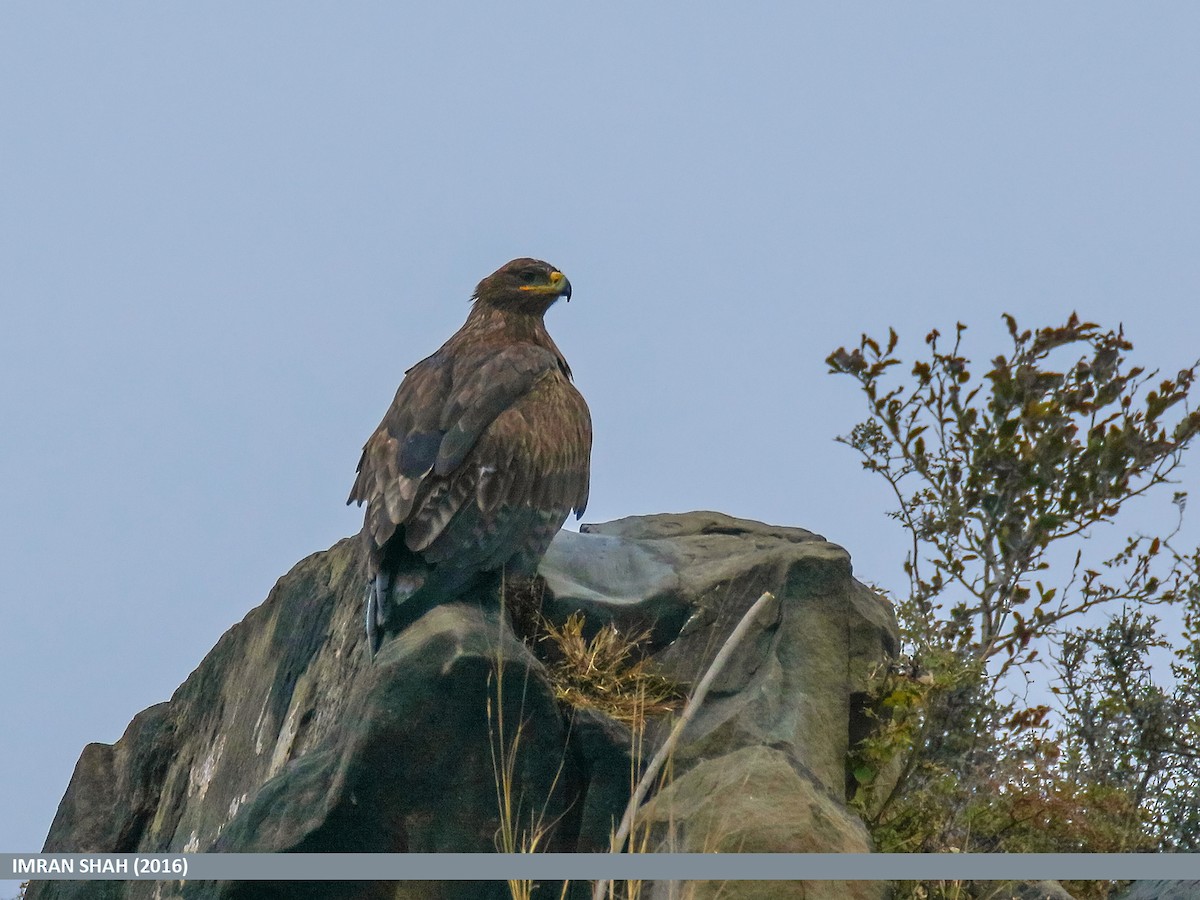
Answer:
[30,512,898,900]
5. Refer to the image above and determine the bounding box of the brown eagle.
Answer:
[348,258,592,654]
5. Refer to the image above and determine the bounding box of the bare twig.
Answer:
[592,591,777,900]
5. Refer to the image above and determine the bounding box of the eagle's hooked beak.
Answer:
[553,271,573,302]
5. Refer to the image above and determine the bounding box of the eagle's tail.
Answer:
[365,557,431,658]
[365,572,390,658]
[365,545,495,658]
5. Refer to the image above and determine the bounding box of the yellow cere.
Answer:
[520,270,564,292]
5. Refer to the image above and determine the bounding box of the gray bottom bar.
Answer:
[4,853,1199,882]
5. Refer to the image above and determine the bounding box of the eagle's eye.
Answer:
[519,270,541,284]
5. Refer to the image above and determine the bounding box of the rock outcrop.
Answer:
[30,512,899,900]
[1116,883,1200,900]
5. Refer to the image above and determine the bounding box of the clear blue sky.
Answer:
[3,3,1199,866]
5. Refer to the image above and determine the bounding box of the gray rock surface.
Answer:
[1115,882,1200,900]
[30,512,898,900]
[970,881,1079,900]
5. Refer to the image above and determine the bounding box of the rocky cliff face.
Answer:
[1115,883,1200,900]
[30,512,900,900]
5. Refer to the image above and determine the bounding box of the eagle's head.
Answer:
[473,258,572,315]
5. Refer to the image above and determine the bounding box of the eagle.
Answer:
[348,258,592,655]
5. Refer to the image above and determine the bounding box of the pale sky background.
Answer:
[3,3,1200,872]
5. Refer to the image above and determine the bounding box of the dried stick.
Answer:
[592,590,777,900]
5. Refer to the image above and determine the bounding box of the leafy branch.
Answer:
[828,314,1200,669]
[831,314,1200,880]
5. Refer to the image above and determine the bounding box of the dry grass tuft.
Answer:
[541,612,683,727]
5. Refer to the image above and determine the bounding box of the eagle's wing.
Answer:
[470,374,592,523]
[413,371,592,570]
[348,342,564,552]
